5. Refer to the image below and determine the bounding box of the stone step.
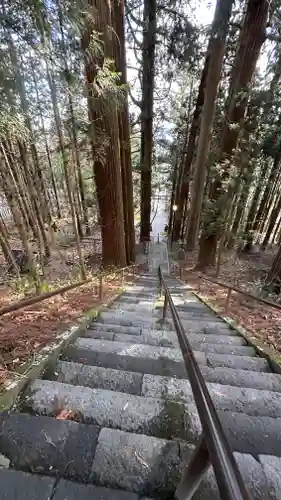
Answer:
[207,353,269,372]
[28,379,192,440]
[0,413,100,483]
[85,329,246,349]
[63,338,268,375]
[97,312,154,327]
[141,373,281,418]
[0,468,55,500]
[89,323,141,335]
[53,479,138,500]
[56,359,281,394]
[55,361,281,419]
[93,428,281,499]
[26,378,281,457]
[55,361,143,394]
[172,321,239,336]
[63,337,206,378]
[0,442,280,500]
[110,333,253,355]
[200,365,281,392]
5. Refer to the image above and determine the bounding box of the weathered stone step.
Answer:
[110,333,253,355]
[55,361,143,394]
[1,444,280,500]
[0,468,55,500]
[28,379,192,440]
[57,359,281,394]
[85,329,246,349]
[207,353,269,372]
[64,338,268,374]
[28,378,281,456]
[53,479,138,500]
[141,373,281,418]
[97,312,154,327]
[166,318,238,335]
[55,361,281,419]
[0,413,100,482]
[89,323,141,335]
[92,428,281,499]
[63,338,206,377]
[200,365,281,392]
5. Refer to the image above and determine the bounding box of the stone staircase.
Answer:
[1,272,281,499]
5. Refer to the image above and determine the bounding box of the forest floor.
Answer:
[172,245,281,355]
[0,266,136,389]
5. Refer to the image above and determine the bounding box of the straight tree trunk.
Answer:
[30,52,61,219]
[262,193,281,249]
[0,215,20,276]
[186,0,233,251]
[253,153,281,233]
[57,0,89,235]
[174,61,210,243]
[83,0,126,267]
[168,155,179,235]
[0,160,40,290]
[113,0,136,263]
[140,0,156,241]
[198,0,268,268]
[245,160,269,232]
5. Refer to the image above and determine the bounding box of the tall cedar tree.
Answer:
[185,0,233,250]
[197,0,269,269]
[113,0,136,263]
[83,0,127,267]
[140,0,156,241]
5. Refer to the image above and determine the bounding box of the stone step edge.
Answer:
[1,427,280,499]
[56,359,281,393]
[190,287,281,375]
[52,364,281,419]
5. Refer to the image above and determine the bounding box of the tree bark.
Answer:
[186,0,233,251]
[262,192,281,249]
[113,0,136,263]
[140,0,156,241]
[83,0,126,267]
[198,0,268,268]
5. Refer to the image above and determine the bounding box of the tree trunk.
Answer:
[186,0,233,251]
[0,160,40,290]
[172,81,194,242]
[140,0,156,241]
[253,154,281,233]
[168,155,179,234]
[268,244,281,282]
[245,159,269,232]
[172,130,189,242]
[0,215,20,277]
[175,60,210,245]
[48,66,86,278]
[30,51,61,219]
[57,0,89,236]
[198,0,268,268]
[83,0,126,267]
[113,0,136,263]
[261,192,281,249]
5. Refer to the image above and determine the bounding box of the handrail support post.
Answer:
[225,287,232,312]
[99,275,103,301]
[175,434,210,500]
[163,291,168,320]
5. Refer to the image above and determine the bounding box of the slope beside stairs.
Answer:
[1,269,281,498]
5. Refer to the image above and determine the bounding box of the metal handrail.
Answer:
[158,266,251,500]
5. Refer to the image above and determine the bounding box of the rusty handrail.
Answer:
[0,264,138,317]
[179,266,281,313]
[158,266,251,500]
